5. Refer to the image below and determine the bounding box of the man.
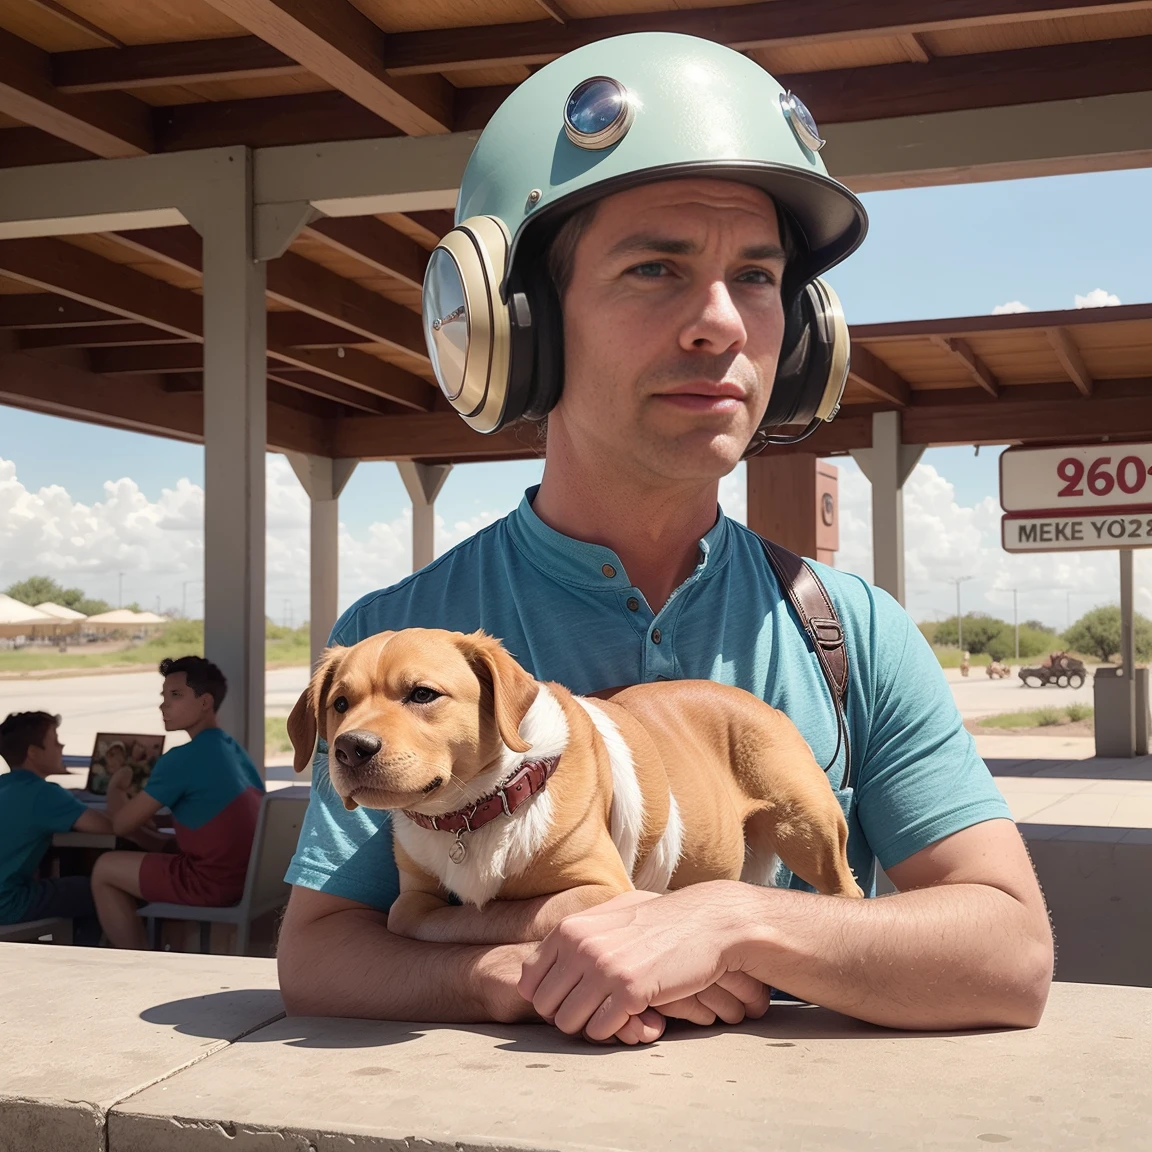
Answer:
[0,711,111,945]
[92,656,263,949]
[279,33,1052,1038]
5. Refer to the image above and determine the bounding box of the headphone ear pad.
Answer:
[518,273,565,422]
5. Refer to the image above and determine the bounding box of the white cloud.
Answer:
[1074,288,1121,309]
[992,301,1032,314]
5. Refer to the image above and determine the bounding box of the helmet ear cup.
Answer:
[744,277,849,456]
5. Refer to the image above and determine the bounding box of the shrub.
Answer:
[1065,703,1094,723]
[1035,708,1063,727]
[1064,606,1152,664]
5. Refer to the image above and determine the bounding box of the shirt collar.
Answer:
[506,485,733,591]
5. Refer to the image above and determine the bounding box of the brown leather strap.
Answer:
[759,537,852,788]
[758,538,849,704]
[402,755,560,835]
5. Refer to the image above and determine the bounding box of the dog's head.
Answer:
[286,628,540,813]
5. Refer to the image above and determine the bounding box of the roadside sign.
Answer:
[1003,511,1152,553]
[1000,443,1152,513]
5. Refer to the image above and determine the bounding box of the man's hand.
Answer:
[519,884,769,1042]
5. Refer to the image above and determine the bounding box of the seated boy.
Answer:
[0,711,112,945]
[92,656,265,949]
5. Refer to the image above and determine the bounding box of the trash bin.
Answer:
[1093,667,1151,757]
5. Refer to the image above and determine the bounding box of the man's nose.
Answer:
[333,730,382,767]
[682,281,746,351]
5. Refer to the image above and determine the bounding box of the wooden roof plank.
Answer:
[931,335,1001,396]
[53,35,304,93]
[382,0,1152,74]
[200,0,455,135]
[0,294,125,327]
[0,26,152,157]
[846,344,912,406]
[303,216,429,291]
[1046,326,1095,395]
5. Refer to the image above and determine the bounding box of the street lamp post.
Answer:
[949,576,974,653]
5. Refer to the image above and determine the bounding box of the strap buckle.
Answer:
[811,617,844,650]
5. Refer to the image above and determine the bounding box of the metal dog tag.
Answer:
[449,832,467,864]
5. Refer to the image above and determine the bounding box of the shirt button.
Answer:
[651,628,662,645]
[602,564,616,579]
[626,597,640,612]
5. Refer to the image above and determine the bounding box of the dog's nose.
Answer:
[333,730,382,768]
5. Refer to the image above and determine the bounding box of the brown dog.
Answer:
[287,628,861,937]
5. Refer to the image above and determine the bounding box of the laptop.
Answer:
[80,732,166,803]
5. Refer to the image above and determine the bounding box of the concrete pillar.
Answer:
[850,411,925,606]
[397,462,453,572]
[746,454,839,564]
[187,150,267,768]
[1120,548,1137,755]
[286,453,359,669]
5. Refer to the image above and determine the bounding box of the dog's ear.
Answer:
[287,647,343,774]
[464,633,539,754]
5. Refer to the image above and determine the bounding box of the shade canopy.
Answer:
[34,601,87,621]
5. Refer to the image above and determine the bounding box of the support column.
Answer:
[850,411,925,606]
[185,150,267,768]
[745,455,839,564]
[397,462,453,572]
[286,453,359,669]
[1120,548,1137,756]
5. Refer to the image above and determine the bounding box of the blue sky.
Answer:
[2,166,1150,624]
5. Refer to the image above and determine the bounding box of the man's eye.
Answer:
[628,262,668,278]
[738,269,776,285]
[332,696,349,713]
[408,686,442,705]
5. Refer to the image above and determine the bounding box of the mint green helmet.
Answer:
[423,32,867,448]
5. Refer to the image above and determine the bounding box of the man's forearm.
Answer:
[732,882,1053,1030]
[278,898,537,1023]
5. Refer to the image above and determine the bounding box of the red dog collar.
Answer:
[402,755,560,860]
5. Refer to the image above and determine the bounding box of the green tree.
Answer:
[74,597,112,616]
[932,613,1009,656]
[1064,606,1152,664]
[5,575,75,607]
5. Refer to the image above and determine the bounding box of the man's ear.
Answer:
[463,632,539,754]
[287,648,343,774]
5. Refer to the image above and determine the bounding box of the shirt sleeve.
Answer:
[144,749,186,811]
[33,781,88,834]
[284,748,401,910]
[853,588,1013,871]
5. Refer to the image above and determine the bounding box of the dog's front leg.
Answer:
[387,887,453,939]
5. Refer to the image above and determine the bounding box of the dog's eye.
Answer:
[332,696,349,713]
[408,686,441,705]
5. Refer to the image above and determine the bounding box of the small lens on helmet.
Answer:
[564,77,634,150]
[779,91,825,153]
[423,247,469,401]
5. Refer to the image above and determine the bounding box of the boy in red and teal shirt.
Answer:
[92,656,264,949]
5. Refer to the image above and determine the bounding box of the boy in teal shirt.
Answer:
[0,711,113,945]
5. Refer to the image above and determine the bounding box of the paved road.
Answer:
[0,666,310,759]
[940,666,1096,720]
[1,661,1096,761]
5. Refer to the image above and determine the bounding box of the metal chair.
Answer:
[137,786,308,956]
[0,918,73,944]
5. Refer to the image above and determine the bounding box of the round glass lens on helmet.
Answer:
[564,76,634,150]
[423,247,469,401]
[779,91,825,152]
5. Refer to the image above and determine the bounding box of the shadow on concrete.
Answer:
[985,756,1152,781]
[140,994,1008,1052]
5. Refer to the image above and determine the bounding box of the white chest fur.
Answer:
[391,686,569,907]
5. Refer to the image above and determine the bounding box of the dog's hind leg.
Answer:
[743,803,862,898]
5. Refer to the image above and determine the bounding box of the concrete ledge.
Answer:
[1021,823,1152,988]
[107,981,1148,1151]
[0,945,282,1152]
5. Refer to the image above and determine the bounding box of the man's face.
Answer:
[555,178,786,483]
[160,673,211,731]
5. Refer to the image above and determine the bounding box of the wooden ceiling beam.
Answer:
[334,410,542,461]
[0,294,124,328]
[846,345,911,407]
[931,336,1000,396]
[21,1,123,49]
[0,347,333,455]
[266,368,406,415]
[0,26,152,158]
[303,217,429,291]
[18,324,190,349]
[53,36,303,93]
[200,0,455,135]
[1045,327,1094,396]
[266,345,433,411]
[156,90,403,153]
[382,0,1152,74]
[852,301,1152,339]
[0,237,201,337]
[112,226,428,361]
